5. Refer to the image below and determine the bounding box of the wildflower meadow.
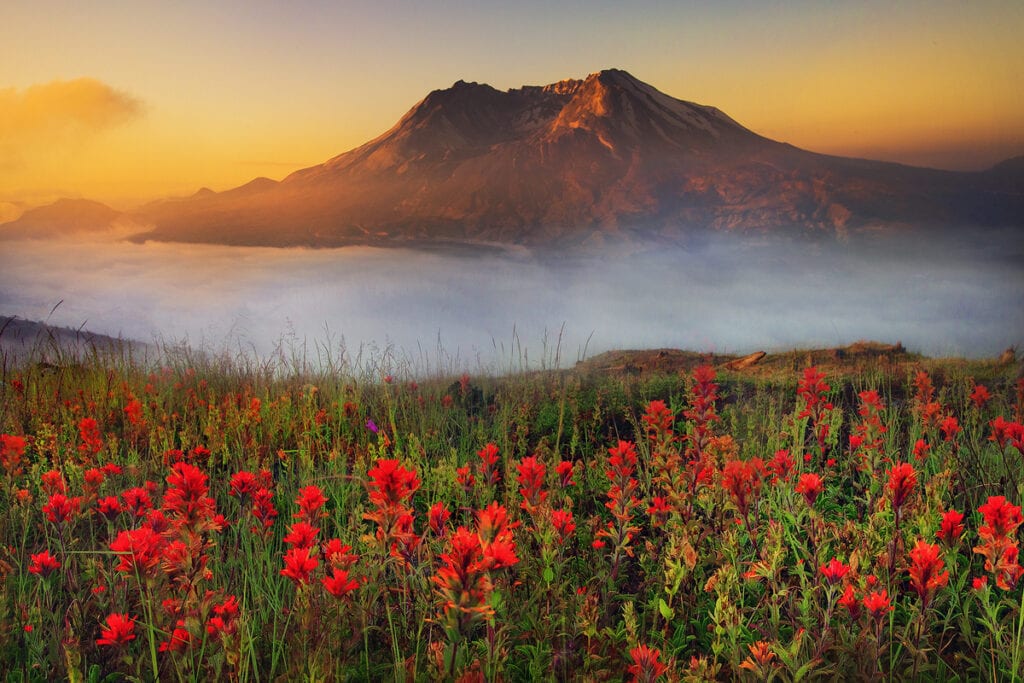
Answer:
[1,347,1024,680]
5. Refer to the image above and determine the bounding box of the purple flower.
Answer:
[366,419,378,434]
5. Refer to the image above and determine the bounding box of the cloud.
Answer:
[0,232,1020,372]
[0,78,142,143]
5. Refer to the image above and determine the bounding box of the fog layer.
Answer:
[2,231,1021,370]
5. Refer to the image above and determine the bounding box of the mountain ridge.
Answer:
[4,69,1022,247]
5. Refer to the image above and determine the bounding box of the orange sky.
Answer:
[2,1,1021,210]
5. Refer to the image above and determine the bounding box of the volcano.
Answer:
[81,70,1024,246]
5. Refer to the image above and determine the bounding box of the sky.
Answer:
[2,0,1022,208]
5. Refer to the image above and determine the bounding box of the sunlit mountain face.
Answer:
[21,69,1002,250]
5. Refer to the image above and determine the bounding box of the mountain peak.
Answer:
[132,70,1023,248]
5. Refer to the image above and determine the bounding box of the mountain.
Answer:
[114,70,1024,246]
[0,198,125,239]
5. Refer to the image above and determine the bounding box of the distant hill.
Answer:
[0,316,141,364]
[0,198,126,239]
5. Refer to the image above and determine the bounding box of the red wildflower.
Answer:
[978,496,1023,540]
[936,510,964,546]
[642,400,675,439]
[797,366,833,462]
[163,462,217,532]
[96,613,136,647]
[96,495,122,519]
[739,640,777,674]
[939,415,961,442]
[820,557,851,585]
[109,527,164,576]
[975,496,1024,589]
[721,458,765,518]
[282,521,320,550]
[550,509,576,543]
[251,487,278,534]
[886,462,917,511]
[795,473,823,507]
[41,469,66,495]
[913,438,930,461]
[863,590,893,620]
[428,501,451,537]
[159,622,193,652]
[77,417,104,458]
[476,501,516,543]
[974,576,988,591]
[83,467,105,490]
[366,459,420,509]
[42,493,81,525]
[628,644,668,683]
[124,399,144,427]
[971,383,992,409]
[322,568,359,599]
[838,584,860,619]
[280,547,319,585]
[28,550,61,577]
[207,596,241,639]
[322,539,359,569]
[456,465,475,491]
[516,455,548,512]
[0,433,26,475]
[555,460,576,487]
[122,487,153,519]
[477,442,501,486]
[293,485,328,521]
[647,496,671,526]
[229,471,259,500]
[767,449,795,483]
[607,440,638,487]
[432,526,495,630]
[908,540,948,608]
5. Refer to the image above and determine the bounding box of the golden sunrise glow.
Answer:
[1,1,1021,208]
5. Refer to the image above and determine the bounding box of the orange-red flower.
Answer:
[628,644,668,683]
[293,485,328,521]
[907,540,949,608]
[282,521,320,550]
[550,509,576,543]
[280,547,319,585]
[96,495,121,519]
[936,510,964,546]
[109,527,164,576]
[863,590,893,620]
[555,460,576,487]
[477,443,501,486]
[163,462,217,532]
[28,550,61,577]
[516,455,548,512]
[322,539,359,569]
[795,473,823,507]
[322,568,359,599]
[838,584,860,619]
[428,501,451,537]
[96,613,136,647]
[366,459,420,509]
[886,463,917,511]
[42,493,81,525]
[819,557,851,585]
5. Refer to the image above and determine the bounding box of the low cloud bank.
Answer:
[1,230,1021,372]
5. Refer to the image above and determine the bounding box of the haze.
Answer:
[3,1,1022,207]
[2,232,1021,371]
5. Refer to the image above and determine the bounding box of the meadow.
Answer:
[1,343,1023,681]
